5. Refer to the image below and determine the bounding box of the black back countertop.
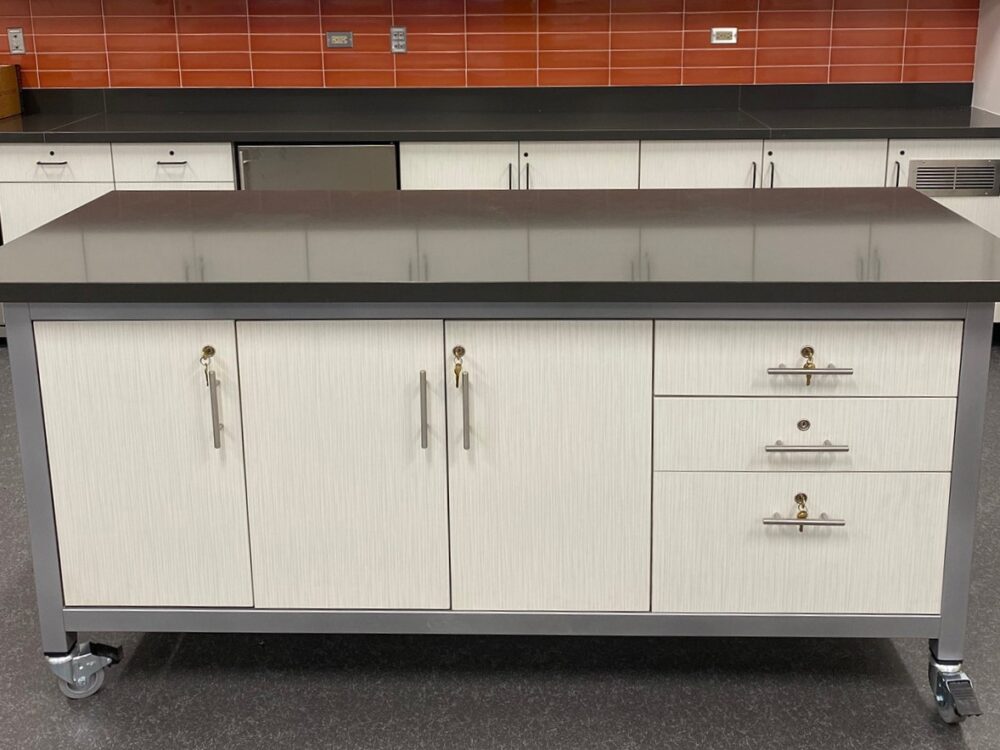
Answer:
[1,187,998,304]
[3,84,1000,143]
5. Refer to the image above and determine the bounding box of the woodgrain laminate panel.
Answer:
[0,182,112,241]
[400,142,519,190]
[111,143,235,183]
[35,321,252,607]
[654,320,962,396]
[654,397,955,472]
[653,472,950,614]
[238,320,450,610]
[446,320,652,612]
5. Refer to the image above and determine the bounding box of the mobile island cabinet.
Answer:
[0,188,997,723]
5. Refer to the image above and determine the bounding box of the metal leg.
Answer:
[5,304,76,654]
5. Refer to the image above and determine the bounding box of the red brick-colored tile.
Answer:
[537,68,608,85]
[32,16,104,34]
[539,50,608,68]
[467,69,537,86]
[177,16,248,34]
[37,70,109,87]
[468,50,536,68]
[829,64,902,83]
[610,67,682,85]
[904,45,976,64]
[395,51,465,69]
[107,51,178,70]
[756,47,829,66]
[467,33,536,51]
[611,49,682,67]
[468,0,537,13]
[107,35,177,53]
[323,51,394,70]
[321,0,391,13]
[395,69,466,86]
[36,52,106,70]
[406,33,466,52]
[176,0,247,14]
[467,14,536,33]
[180,51,252,70]
[31,0,103,15]
[110,70,181,87]
[540,32,609,50]
[181,70,253,87]
[251,52,322,70]
[610,12,683,31]
[903,63,974,82]
[831,46,903,65]
[34,34,105,53]
[253,69,325,87]
[683,67,755,84]
[324,69,394,87]
[755,66,828,83]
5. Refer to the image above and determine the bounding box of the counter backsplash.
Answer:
[0,0,980,90]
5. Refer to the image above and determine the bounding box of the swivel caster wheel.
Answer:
[58,668,105,700]
[928,658,982,724]
[47,641,122,700]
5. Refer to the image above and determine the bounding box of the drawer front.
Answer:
[111,143,235,183]
[654,320,962,397]
[0,143,113,182]
[654,397,955,472]
[114,181,235,192]
[652,472,949,614]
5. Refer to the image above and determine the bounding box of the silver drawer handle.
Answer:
[36,160,68,166]
[767,366,853,376]
[765,440,849,453]
[156,160,189,166]
[461,372,470,450]
[419,370,428,450]
[208,370,223,450]
[763,512,846,528]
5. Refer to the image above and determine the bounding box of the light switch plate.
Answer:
[6,27,25,55]
[326,31,354,49]
[390,26,407,53]
[710,27,738,44]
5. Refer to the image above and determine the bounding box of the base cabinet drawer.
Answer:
[652,472,950,614]
[654,320,962,397]
[111,143,235,183]
[654,397,955,472]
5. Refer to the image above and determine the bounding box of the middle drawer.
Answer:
[654,397,956,472]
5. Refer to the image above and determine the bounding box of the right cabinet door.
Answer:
[445,320,653,611]
[238,320,450,609]
[763,139,888,188]
[640,140,764,188]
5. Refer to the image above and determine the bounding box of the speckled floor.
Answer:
[1,346,998,750]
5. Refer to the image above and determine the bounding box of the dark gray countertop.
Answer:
[1,187,998,304]
[1,105,999,143]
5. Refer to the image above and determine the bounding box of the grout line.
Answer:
[607,0,611,86]
[680,0,686,85]
[752,0,760,85]
[318,0,325,88]
[244,0,253,87]
[827,0,835,84]
[901,0,910,84]
[97,0,110,87]
[390,0,397,87]
[172,0,182,88]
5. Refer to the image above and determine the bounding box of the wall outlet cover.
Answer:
[326,31,354,49]
[6,27,25,55]
[710,27,738,45]
[390,26,407,53]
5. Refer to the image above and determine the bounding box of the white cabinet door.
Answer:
[520,141,640,189]
[419,226,529,281]
[446,320,653,612]
[400,142,519,190]
[34,321,253,607]
[754,222,871,280]
[640,140,764,188]
[0,182,112,242]
[653,472,949,614]
[530,226,640,280]
[763,139,888,188]
[238,321,450,609]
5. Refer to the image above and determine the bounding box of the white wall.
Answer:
[973,0,1000,114]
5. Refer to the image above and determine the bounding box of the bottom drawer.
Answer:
[652,472,949,615]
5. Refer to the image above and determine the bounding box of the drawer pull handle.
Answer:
[419,370,428,450]
[36,160,68,166]
[765,440,849,453]
[156,160,189,166]
[763,513,846,528]
[767,366,853,376]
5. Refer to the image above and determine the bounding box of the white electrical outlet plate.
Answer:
[390,26,407,53]
[710,27,738,44]
[326,31,353,49]
[6,27,25,55]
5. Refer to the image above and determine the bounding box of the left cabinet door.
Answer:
[238,320,451,609]
[0,183,113,242]
[34,321,253,607]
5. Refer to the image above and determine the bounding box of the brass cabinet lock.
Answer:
[794,492,809,532]
[801,346,816,386]
[452,345,466,388]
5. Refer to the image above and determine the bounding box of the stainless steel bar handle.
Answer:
[208,370,223,449]
[156,160,189,166]
[525,161,530,190]
[461,372,470,450]
[769,161,775,188]
[767,366,854,376]
[508,162,513,190]
[751,160,757,188]
[765,440,849,453]
[419,370,429,450]
[893,160,901,187]
[763,513,846,527]
[36,160,68,166]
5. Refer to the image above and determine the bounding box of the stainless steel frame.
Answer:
[7,300,992,670]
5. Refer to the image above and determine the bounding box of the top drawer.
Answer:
[0,143,113,183]
[654,320,962,397]
[111,143,235,183]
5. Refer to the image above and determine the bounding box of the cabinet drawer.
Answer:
[114,181,235,192]
[654,397,955,472]
[654,320,961,397]
[0,143,113,182]
[111,143,234,183]
[652,472,949,614]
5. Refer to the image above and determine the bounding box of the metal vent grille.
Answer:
[909,159,1000,197]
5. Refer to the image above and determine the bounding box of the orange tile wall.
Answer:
[0,0,980,89]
